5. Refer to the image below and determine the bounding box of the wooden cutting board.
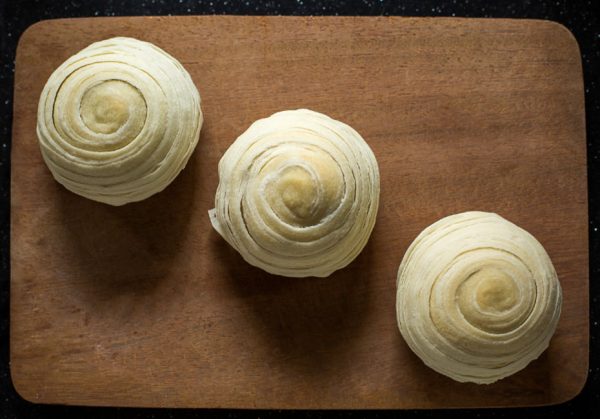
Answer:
[10,16,588,409]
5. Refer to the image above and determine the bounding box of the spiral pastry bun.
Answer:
[37,37,202,205]
[396,211,562,384]
[209,109,380,277]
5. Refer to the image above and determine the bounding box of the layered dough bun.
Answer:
[37,37,202,205]
[396,211,562,384]
[209,109,380,277]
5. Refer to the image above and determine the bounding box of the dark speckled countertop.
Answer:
[0,1,598,418]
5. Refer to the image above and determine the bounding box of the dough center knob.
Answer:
[278,165,318,220]
[473,268,518,313]
[80,80,145,134]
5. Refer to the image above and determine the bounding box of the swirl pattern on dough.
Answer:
[37,37,202,205]
[396,211,562,384]
[209,109,380,277]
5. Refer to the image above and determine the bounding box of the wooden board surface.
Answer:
[10,16,588,409]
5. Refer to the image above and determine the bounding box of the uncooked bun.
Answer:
[37,37,202,205]
[209,109,380,277]
[396,211,562,384]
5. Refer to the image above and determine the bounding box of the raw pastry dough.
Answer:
[209,109,380,277]
[37,37,202,205]
[396,211,562,384]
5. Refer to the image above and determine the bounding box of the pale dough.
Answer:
[37,37,202,205]
[396,211,562,384]
[209,109,380,277]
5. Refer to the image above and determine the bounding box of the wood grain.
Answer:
[10,16,588,409]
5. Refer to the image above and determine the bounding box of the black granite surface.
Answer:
[0,0,598,418]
